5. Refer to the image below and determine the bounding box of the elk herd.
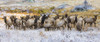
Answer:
[2,14,98,31]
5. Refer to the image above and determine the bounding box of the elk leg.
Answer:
[82,22,84,31]
[67,23,71,30]
[14,26,16,29]
[8,25,10,30]
[45,28,48,31]
[35,25,37,29]
[30,25,33,29]
[14,25,15,29]
[18,25,20,30]
[60,27,62,30]
[94,22,96,27]
[70,24,72,28]
[90,23,92,27]
[23,26,26,30]
[20,25,22,30]
[55,27,57,30]
[73,24,74,28]
[48,27,51,31]
[63,25,66,30]
[82,24,84,31]
[40,24,43,28]
[38,23,41,28]
[47,28,49,31]
[84,22,86,26]
[74,23,76,28]
[5,24,7,29]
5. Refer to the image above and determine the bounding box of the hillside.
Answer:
[0,0,100,8]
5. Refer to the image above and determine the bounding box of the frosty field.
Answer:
[0,0,100,42]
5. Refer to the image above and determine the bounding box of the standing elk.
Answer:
[25,15,30,21]
[68,15,78,28]
[20,17,26,30]
[76,16,84,31]
[84,15,97,27]
[54,16,66,30]
[76,21,83,31]
[25,16,35,29]
[3,16,13,29]
[13,17,22,30]
[43,15,55,31]
[10,15,16,28]
[40,14,48,28]
[34,15,40,29]
[37,16,43,28]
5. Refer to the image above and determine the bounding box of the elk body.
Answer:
[84,15,97,27]
[3,16,13,29]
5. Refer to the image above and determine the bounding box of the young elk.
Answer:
[3,16,13,29]
[84,15,97,27]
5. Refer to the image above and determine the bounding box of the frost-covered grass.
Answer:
[0,27,100,42]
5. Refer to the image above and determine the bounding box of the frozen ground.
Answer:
[0,20,100,42]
